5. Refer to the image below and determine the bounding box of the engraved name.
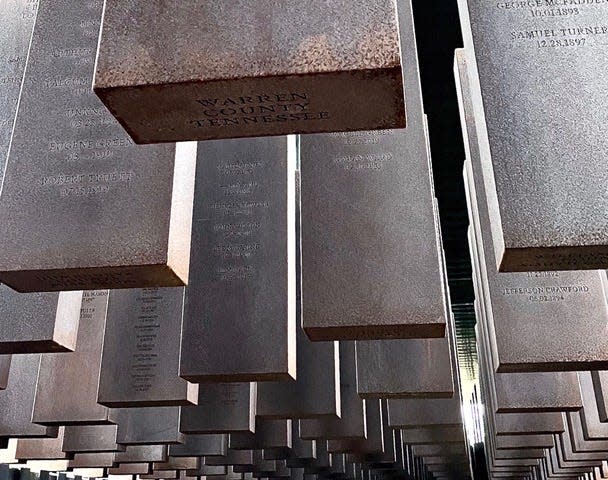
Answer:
[209,155,272,282]
[497,0,607,18]
[211,200,269,213]
[502,283,591,302]
[494,0,608,47]
[40,171,133,197]
[218,161,263,175]
[130,288,162,393]
[329,129,394,145]
[51,48,93,58]
[48,137,134,151]
[511,24,608,39]
[44,77,89,88]
[333,153,393,171]
[220,181,259,196]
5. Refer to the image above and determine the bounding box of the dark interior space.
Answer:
[412,1,477,376]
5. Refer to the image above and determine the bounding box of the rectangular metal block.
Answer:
[566,411,608,453]
[299,342,365,440]
[99,287,197,407]
[576,373,608,441]
[548,447,588,476]
[107,463,151,475]
[471,238,583,415]
[591,371,608,423]
[493,472,533,479]
[477,328,554,441]
[262,447,292,462]
[412,442,466,457]
[233,450,275,475]
[255,176,340,416]
[32,291,116,425]
[205,450,255,467]
[355,335,454,399]
[180,137,296,383]
[0,0,197,293]
[487,465,532,475]
[286,458,318,471]
[141,471,178,480]
[113,445,168,464]
[114,407,184,445]
[328,454,346,476]
[280,423,316,467]
[376,400,397,465]
[301,130,445,341]
[472,280,583,414]
[479,361,568,438]
[305,440,330,473]
[0,354,58,438]
[62,425,125,453]
[180,383,256,434]
[0,287,82,354]
[486,473,529,479]
[495,435,554,451]
[556,431,603,466]
[176,471,200,480]
[255,181,340,417]
[489,455,538,469]
[93,0,405,143]
[327,399,384,458]
[494,413,564,436]
[300,0,444,342]
[272,461,291,478]
[169,435,227,458]
[387,396,462,429]
[400,427,466,445]
[256,328,340,419]
[186,465,227,477]
[154,457,200,471]
[455,49,608,372]
[476,336,524,438]
[229,420,291,450]
[479,310,582,415]
[0,356,11,390]
[15,428,70,460]
[269,464,291,479]
[457,0,608,271]
[492,447,543,461]
[68,453,115,469]
[225,466,249,480]
[0,0,37,169]
[394,430,406,471]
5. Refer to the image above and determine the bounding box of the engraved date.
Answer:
[537,37,586,47]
